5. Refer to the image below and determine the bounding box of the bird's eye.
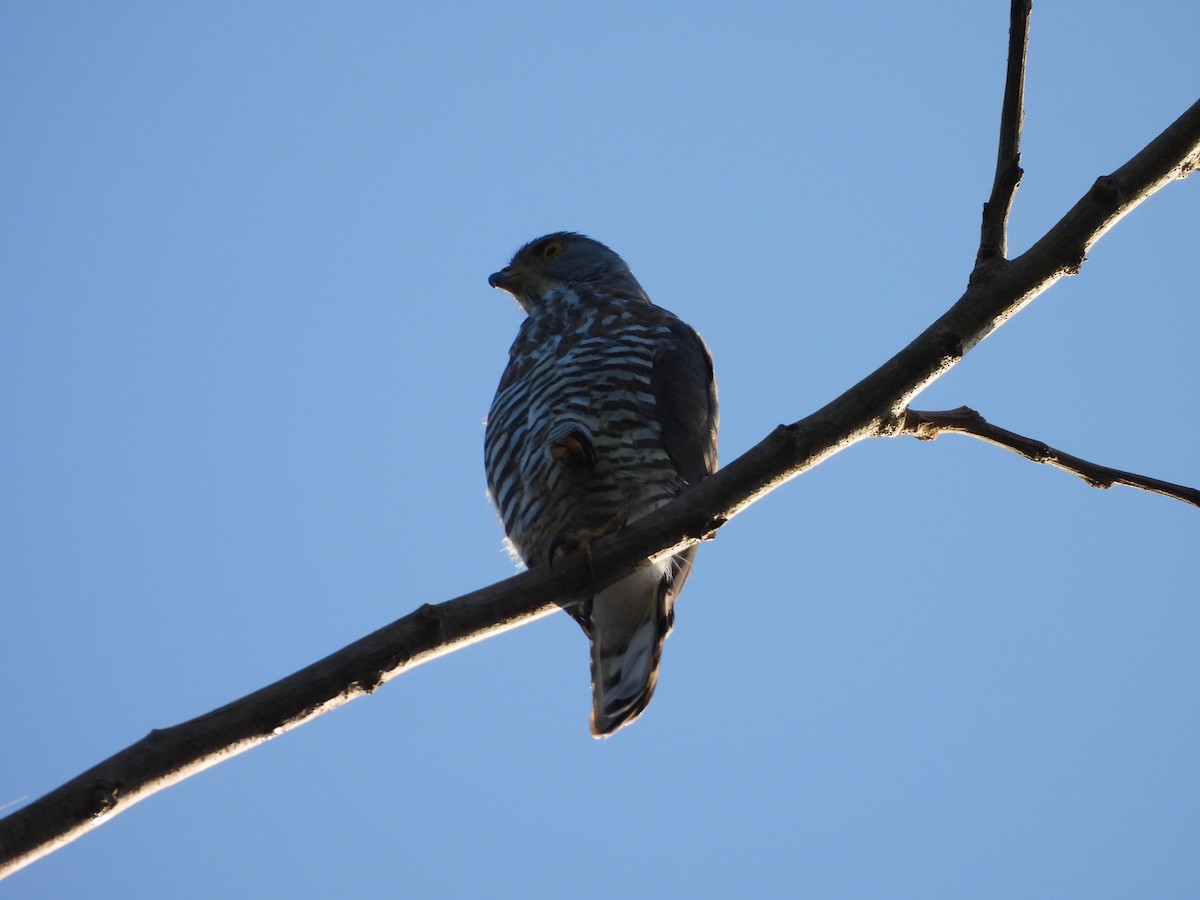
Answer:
[539,239,564,261]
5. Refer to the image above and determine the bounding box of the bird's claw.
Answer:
[547,532,580,568]
[546,512,628,574]
[547,531,597,575]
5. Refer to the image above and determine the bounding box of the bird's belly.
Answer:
[498,404,679,567]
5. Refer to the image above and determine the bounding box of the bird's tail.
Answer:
[586,558,681,737]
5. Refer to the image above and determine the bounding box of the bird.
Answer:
[483,232,718,736]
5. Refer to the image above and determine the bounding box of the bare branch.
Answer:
[4,49,1200,890]
[976,0,1031,268]
[902,407,1200,508]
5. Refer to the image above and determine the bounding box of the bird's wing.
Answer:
[650,321,719,486]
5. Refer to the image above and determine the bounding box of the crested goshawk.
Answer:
[484,232,718,736]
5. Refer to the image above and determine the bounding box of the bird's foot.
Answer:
[547,513,628,572]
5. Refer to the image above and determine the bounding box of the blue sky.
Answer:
[3,2,1198,897]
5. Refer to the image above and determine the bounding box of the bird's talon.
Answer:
[547,529,604,574]
[578,539,597,576]
[547,532,578,568]
[592,512,625,541]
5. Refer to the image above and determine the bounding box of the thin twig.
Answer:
[975,0,1031,268]
[902,406,1200,508]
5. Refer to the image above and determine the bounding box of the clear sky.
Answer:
[3,3,1198,897]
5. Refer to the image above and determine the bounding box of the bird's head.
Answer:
[488,232,649,312]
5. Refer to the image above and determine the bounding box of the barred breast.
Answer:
[484,288,685,568]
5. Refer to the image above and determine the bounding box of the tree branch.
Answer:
[901,406,1200,508]
[4,26,1200,886]
[976,0,1031,268]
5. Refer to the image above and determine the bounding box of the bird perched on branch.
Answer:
[484,232,718,736]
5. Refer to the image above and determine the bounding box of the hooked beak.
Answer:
[488,268,518,292]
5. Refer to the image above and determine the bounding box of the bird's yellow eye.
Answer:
[539,239,565,261]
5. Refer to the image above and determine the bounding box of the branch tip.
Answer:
[902,407,1200,509]
[975,0,1032,269]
